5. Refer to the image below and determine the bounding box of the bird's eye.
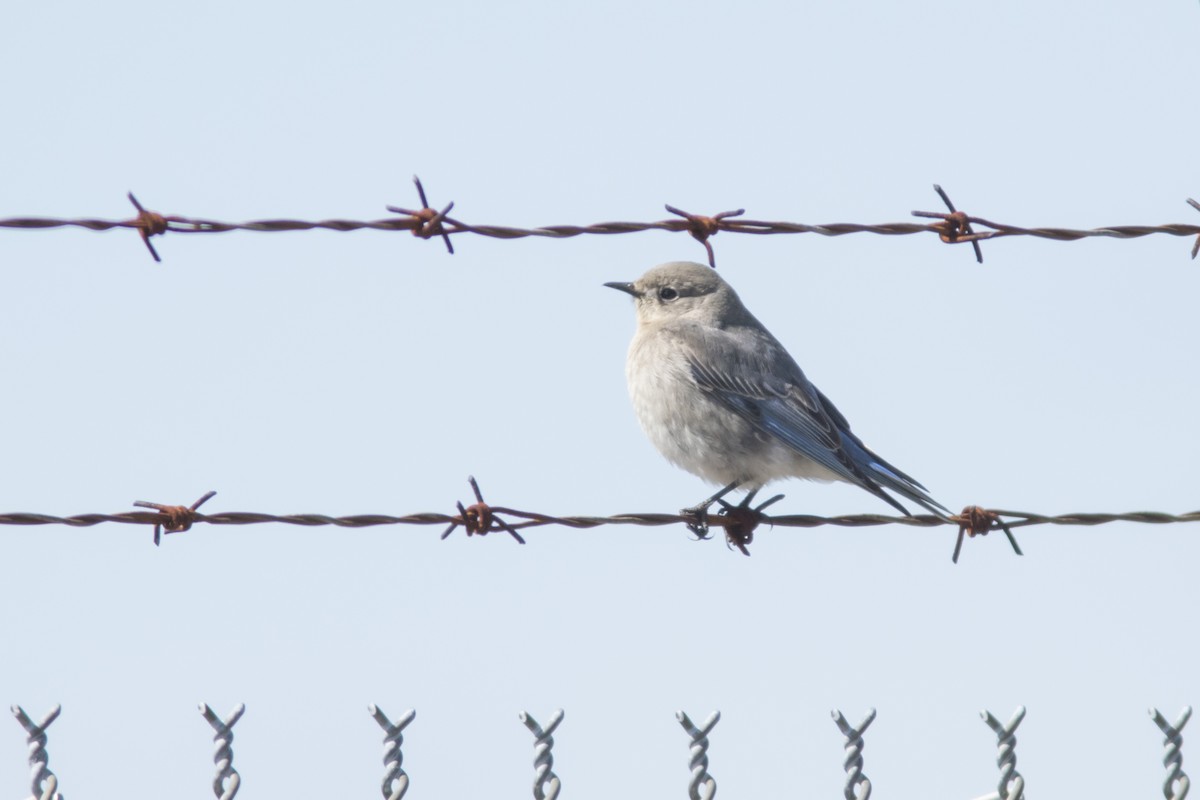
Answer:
[658,286,679,301]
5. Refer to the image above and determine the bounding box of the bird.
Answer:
[606,261,948,538]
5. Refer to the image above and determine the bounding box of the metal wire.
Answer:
[676,710,719,800]
[369,705,415,800]
[10,705,62,800]
[832,708,876,800]
[3,487,1198,563]
[8,507,1199,532]
[982,706,1026,800]
[6,703,1196,799]
[3,182,1198,264]
[1150,706,1192,800]
[521,710,564,800]
[200,703,245,800]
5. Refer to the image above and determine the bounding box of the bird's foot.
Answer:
[680,481,741,539]
[716,491,785,556]
[680,502,715,540]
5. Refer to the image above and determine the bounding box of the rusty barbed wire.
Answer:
[3,181,1200,264]
[2,480,1199,561]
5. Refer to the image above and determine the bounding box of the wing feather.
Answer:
[678,322,948,516]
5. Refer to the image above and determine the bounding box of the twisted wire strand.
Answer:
[676,711,720,800]
[982,707,1026,800]
[1151,706,1193,800]
[520,710,564,800]
[200,703,245,800]
[11,705,62,800]
[4,212,1199,243]
[369,706,416,800]
[832,709,876,800]
[4,187,1199,262]
[3,507,1198,532]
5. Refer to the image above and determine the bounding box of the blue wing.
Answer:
[679,322,948,516]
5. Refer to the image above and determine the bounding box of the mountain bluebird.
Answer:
[606,261,947,530]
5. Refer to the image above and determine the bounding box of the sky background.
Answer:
[2,2,1198,799]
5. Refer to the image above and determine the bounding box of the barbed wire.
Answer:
[2,479,1198,562]
[2,180,1198,264]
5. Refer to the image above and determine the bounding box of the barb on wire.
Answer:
[11,705,62,800]
[370,705,416,800]
[126,192,168,262]
[832,708,876,800]
[911,184,986,263]
[134,490,217,546]
[951,505,1023,563]
[715,491,784,556]
[521,709,564,800]
[676,710,719,800]
[200,702,245,800]
[6,190,1200,262]
[440,476,526,544]
[3,492,1200,558]
[664,205,745,268]
[1150,706,1192,800]
[1188,198,1200,259]
[981,706,1026,800]
[386,175,456,254]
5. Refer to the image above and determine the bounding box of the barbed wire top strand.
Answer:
[2,180,1198,263]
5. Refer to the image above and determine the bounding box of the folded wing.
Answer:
[680,323,948,516]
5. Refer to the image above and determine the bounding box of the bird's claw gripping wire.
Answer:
[440,476,526,544]
[716,490,783,556]
[680,509,713,540]
[681,482,739,539]
[665,204,745,269]
[135,490,217,546]
[386,175,456,254]
[950,505,1023,563]
[680,485,780,554]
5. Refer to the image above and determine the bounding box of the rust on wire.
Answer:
[440,476,526,544]
[6,189,1200,259]
[950,505,1023,564]
[4,488,1199,561]
[911,184,987,263]
[134,490,217,546]
[126,192,169,263]
[664,205,746,268]
[714,492,784,556]
[385,175,456,254]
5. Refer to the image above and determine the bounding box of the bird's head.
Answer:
[605,261,742,327]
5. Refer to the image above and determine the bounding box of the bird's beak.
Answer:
[604,281,639,297]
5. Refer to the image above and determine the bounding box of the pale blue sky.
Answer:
[2,2,1198,799]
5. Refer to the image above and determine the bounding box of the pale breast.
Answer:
[625,329,792,487]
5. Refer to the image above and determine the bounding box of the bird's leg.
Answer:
[681,481,740,538]
[734,488,759,510]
